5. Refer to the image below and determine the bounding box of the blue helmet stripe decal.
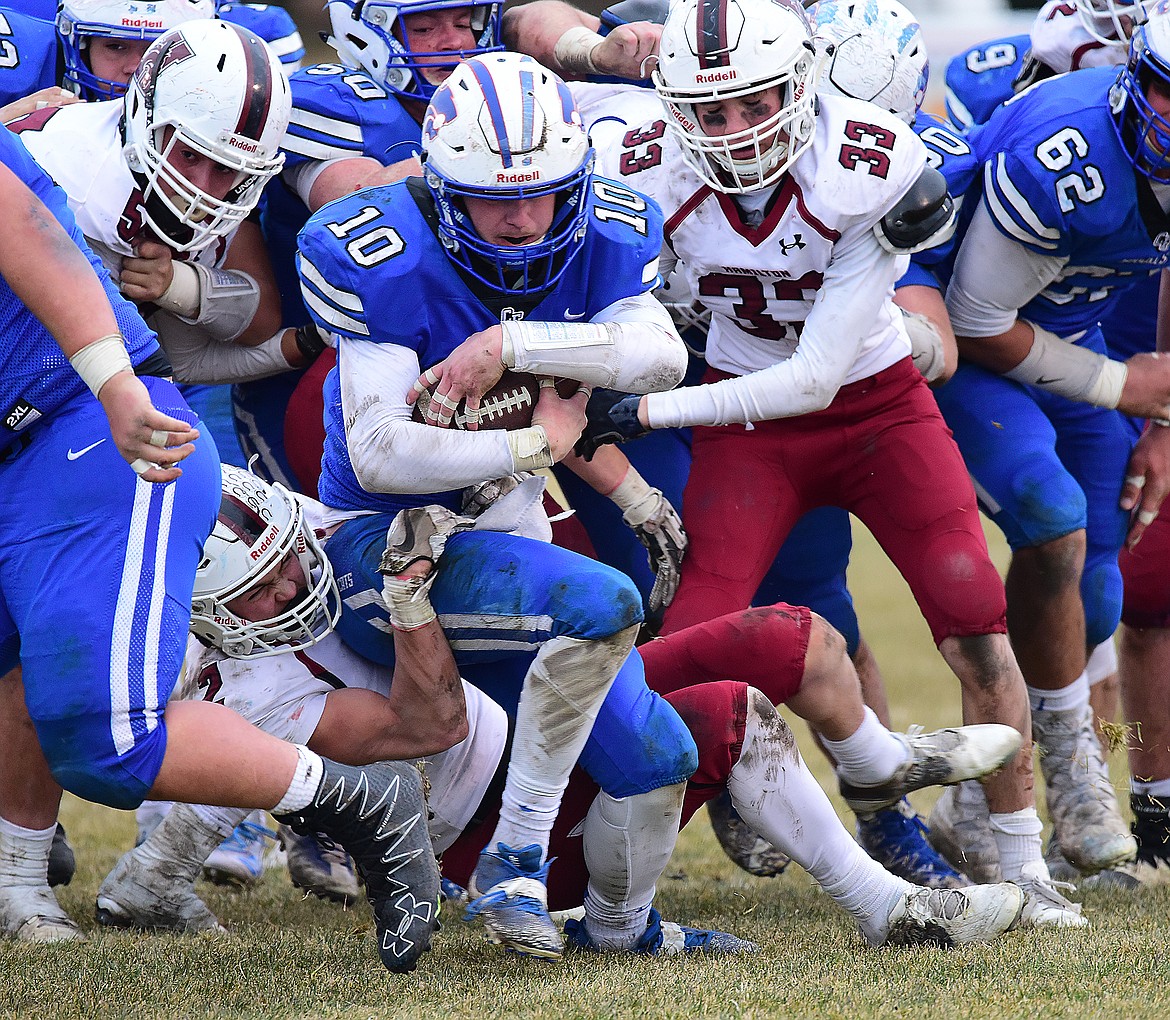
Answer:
[470,58,513,168]
[519,68,535,153]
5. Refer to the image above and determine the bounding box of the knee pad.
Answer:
[1082,550,1124,648]
[915,527,1008,643]
[37,712,164,810]
[994,457,1087,550]
[663,681,747,792]
[579,667,698,798]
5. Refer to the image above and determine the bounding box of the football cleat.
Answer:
[0,885,85,942]
[565,907,758,956]
[95,846,225,934]
[856,799,968,889]
[203,813,276,887]
[274,759,441,974]
[465,842,563,960]
[1012,870,1089,929]
[47,823,76,889]
[870,883,1023,948]
[1042,835,1081,885]
[926,783,1003,884]
[279,825,362,904]
[1084,793,1170,890]
[839,723,1022,814]
[707,788,791,878]
[1033,703,1136,874]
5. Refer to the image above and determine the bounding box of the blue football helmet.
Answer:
[56,0,214,100]
[325,0,503,103]
[1112,0,1170,179]
[422,52,595,295]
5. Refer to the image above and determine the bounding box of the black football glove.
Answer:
[574,388,648,461]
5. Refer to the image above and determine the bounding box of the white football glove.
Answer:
[902,308,947,384]
[608,466,688,612]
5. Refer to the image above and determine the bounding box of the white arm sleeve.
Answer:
[284,158,335,208]
[945,200,1068,338]
[501,291,688,392]
[151,315,296,385]
[341,339,522,493]
[644,225,897,428]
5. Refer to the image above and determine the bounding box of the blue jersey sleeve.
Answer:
[908,113,979,282]
[945,34,1029,131]
[217,3,305,68]
[283,65,423,172]
[0,9,59,108]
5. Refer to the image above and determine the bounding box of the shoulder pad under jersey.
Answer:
[874,166,955,254]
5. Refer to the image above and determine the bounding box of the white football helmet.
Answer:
[422,52,595,294]
[121,20,291,253]
[57,0,215,100]
[1077,0,1155,44]
[325,0,503,102]
[654,0,818,194]
[190,465,341,659]
[812,0,928,124]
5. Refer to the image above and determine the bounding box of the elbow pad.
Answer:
[875,167,956,255]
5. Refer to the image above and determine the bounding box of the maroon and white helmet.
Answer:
[653,0,818,193]
[190,465,341,658]
[122,19,291,252]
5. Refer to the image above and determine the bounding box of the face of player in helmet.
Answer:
[694,86,785,164]
[155,125,247,223]
[85,36,152,93]
[462,194,557,248]
[1140,72,1170,177]
[400,7,478,86]
[224,551,309,625]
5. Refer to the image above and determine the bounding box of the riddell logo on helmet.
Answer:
[120,16,164,27]
[496,169,541,184]
[248,527,279,561]
[227,136,262,154]
[695,68,738,83]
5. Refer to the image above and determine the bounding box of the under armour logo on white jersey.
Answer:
[778,234,806,256]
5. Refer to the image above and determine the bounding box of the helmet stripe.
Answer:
[235,31,273,142]
[470,57,513,167]
[519,68,536,153]
[697,0,730,68]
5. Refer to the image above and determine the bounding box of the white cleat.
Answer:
[841,724,1023,814]
[1013,872,1090,930]
[870,883,1023,948]
[0,885,85,943]
[96,847,225,934]
[926,783,1004,884]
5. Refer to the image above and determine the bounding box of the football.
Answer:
[412,370,579,430]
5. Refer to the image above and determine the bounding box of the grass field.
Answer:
[7,522,1166,1020]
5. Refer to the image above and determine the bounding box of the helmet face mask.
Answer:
[422,52,595,295]
[1077,0,1154,45]
[121,20,291,252]
[190,466,341,659]
[812,0,928,125]
[56,0,215,100]
[653,0,819,194]
[1112,1,1170,180]
[325,0,503,102]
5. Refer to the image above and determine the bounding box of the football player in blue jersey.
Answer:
[240,0,506,491]
[294,50,721,961]
[0,128,443,969]
[216,0,305,71]
[933,2,1170,884]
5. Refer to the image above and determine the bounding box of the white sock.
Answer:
[137,803,234,878]
[272,745,326,815]
[1028,672,1089,714]
[581,784,685,950]
[490,628,635,857]
[190,803,252,840]
[823,706,910,786]
[0,815,53,888]
[1131,777,1170,798]
[989,807,1045,882]
[727,689,910,941]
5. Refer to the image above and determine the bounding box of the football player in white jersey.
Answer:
[100,470,1026,952]
[581,0,1085,928]
[9,19,322,389]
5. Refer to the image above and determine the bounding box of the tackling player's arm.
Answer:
[503,0,661,81]
[0,158,195,482]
